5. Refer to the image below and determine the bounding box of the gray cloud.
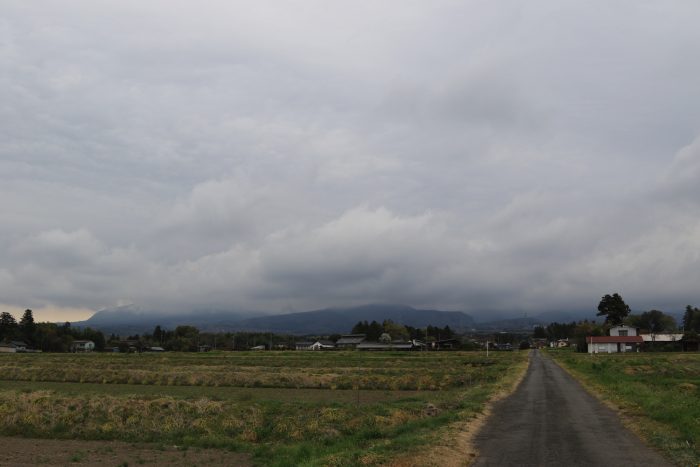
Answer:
[2,1,700,319]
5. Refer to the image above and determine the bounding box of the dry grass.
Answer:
[0,351,530,466]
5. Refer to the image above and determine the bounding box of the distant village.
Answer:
[2,296,699,354]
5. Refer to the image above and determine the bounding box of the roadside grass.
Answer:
[549,350,700,467]
[0,351,527,466]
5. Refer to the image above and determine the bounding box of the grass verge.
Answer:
[549,350,700,467]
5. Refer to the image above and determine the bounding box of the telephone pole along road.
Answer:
[472,350,672,467]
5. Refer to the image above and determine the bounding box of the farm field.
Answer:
[0,350,528,466]
[549,350,700,467]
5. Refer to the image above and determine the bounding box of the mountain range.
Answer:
[73,304,597,336]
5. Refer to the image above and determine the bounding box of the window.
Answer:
[618,330,628,336]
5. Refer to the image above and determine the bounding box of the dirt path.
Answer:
[0,437,252,466]
[472,350,672,467]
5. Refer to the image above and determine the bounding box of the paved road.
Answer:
[472,350,672,467]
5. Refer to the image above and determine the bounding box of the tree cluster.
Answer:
[533,322,578,340]
[683,305,700,337]
[350,320,454,342]
[0,309,106,352]
[114,326,300,351]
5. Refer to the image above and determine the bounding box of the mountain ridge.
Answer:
[73,304,599,335]
[74,304,476,335]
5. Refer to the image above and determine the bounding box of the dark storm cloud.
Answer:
[2,1,700,319]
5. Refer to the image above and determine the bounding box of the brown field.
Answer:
[0,351,529,466]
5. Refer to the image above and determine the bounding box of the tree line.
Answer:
[533,293,699,352]
[350,319,454,342]
[0,309,106,352]
[114,325,302,352]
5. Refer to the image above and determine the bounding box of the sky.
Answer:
[2,1,700,322]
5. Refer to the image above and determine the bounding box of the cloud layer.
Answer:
[2,1,700,319]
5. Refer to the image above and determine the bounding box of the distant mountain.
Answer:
[73,305,254,336]
[474,317,543,331]
[73,303,476,336]
[235,304,477,334]
[532,310,596,324]
[74,303,601,336]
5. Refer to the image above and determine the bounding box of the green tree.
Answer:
[19,309,37,345]
[596,293,630,325]
[382,320,409,341]
[351,320,368,335]
[573,320,605,352]
[683,305,700,333]
[367,321,383,341]
[152,325,164,345]
[0,312,18,340]
[629,310,676,335]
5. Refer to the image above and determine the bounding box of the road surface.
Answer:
[472,350,672,467]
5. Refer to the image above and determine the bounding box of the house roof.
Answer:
[588,336,643,343]
[315,340,335,346]
[336,336,365,345]
[356,342,415,350]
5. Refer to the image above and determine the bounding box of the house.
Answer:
[431,338,460,350]
[310,340,335,351]
[0,341,27,353]
[295,340,336,351]
[609,325,637,337]
[335,334,366,349]
[356,340,421,351]
[555,339,569,348]
[587,335,643,353]
[70,340,95,352]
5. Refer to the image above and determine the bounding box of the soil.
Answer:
[471,350,672,467]
[0,437,252,467]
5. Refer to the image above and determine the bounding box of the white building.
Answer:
[587,327,642,353]
[609,325,637,337]
[70,340,95,352]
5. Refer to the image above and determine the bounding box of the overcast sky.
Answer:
[2,1,700,321]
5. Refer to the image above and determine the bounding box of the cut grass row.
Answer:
[0,351,528,466]
[549,350,700,467]
[0,351,508,391]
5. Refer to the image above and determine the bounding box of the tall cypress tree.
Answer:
[19,309,37,345]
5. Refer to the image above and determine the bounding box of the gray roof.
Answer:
[356,342,415,350]
[336,335,365,345]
